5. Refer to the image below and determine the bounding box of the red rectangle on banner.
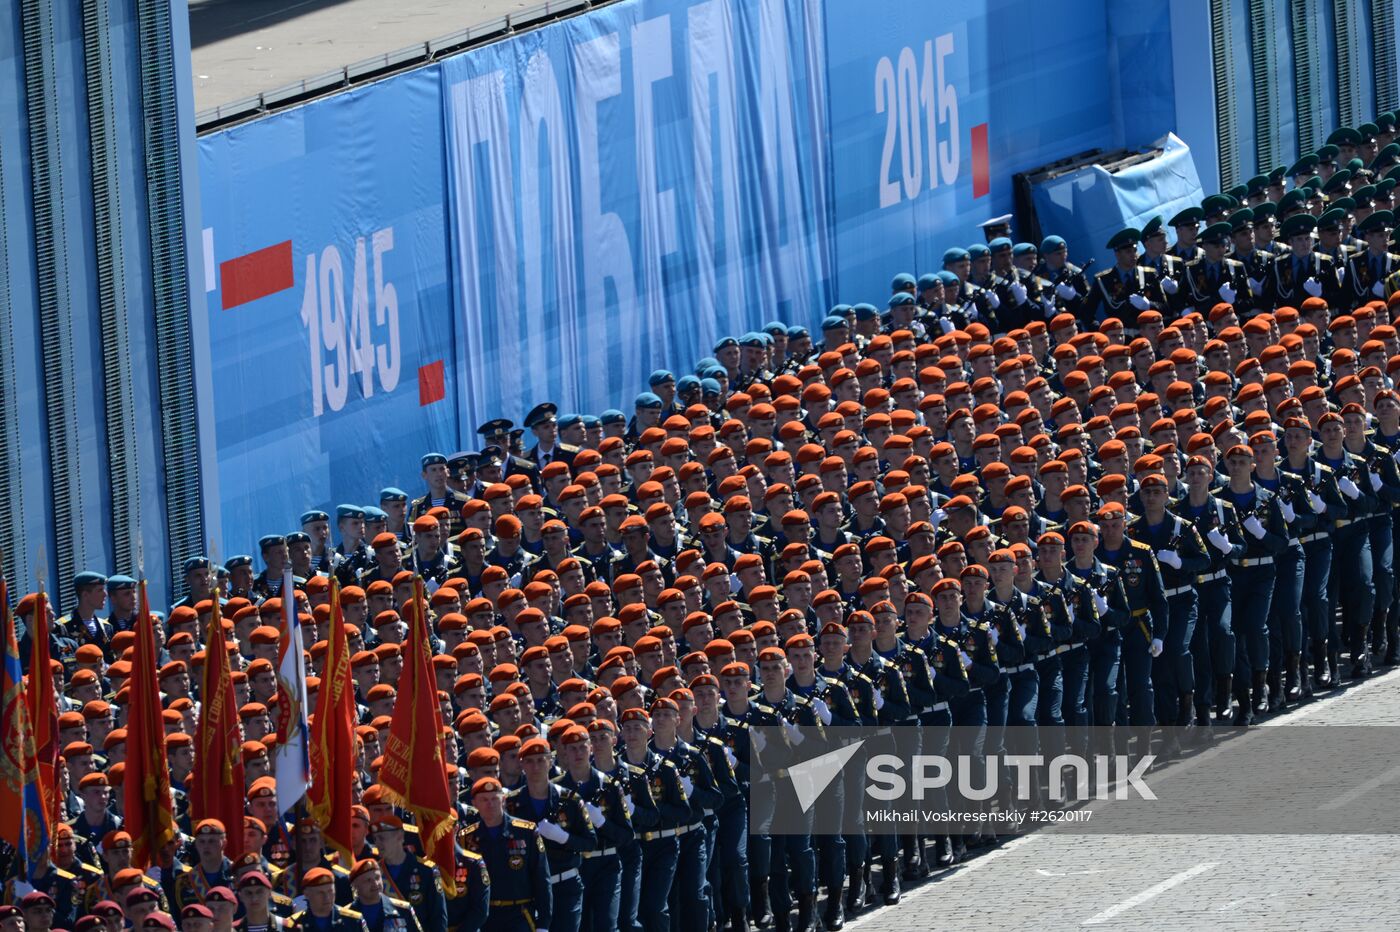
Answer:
[419,360,445,406]
[220,241,294,309]
[971,123,990,198]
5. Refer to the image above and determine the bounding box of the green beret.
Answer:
[1280,214,1317,239]
[1168,206,1203,228]
[1105,228,1141,251]
[1356,210,1394,235]
[1141,215,1164,237]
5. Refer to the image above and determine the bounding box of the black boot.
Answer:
[1299,651,1314,699]
[934,834,955,867]
[1351,647,1372,680]
[1313,643,1332,688]
[880,855,901,905]
[822,884,845,931]
[1328,648,1341,687]
[1285,652,1302,702]
[731,910,751,932]
[750,878,770,928]
[1266,668,1285,712]
[794,893,814,932]
[1252,670,1270,714]
[1232,679,1254,726]
[862,865,879,909]
[1213,674,1233,720]
[843,869,863,915]
[1178,692,1201,746]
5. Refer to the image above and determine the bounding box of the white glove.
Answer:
[1247,277,1263,296]
[962,301,980,321]
[1243,515,1266,539]
[930,507,947,528]
[1056,282,1078,301]
[584,802,606,829]
[811,697,832,725]
[1129,293,1150,311]
[938,317,955,335]
[1339,476,1361,500]
[1207,527,1233,554]
[985,290,1001,310]
[958,650,973,668]
[723,745,737,768]
[1092,592,1109,615]
[679,775,693,797]
[1043,298,1058,318]
[1016,623,1027,640]
[783,720,805,746]
[987,625,1000,646]
[1370,470,1384,492]
[1374,280,1387,297]
[1155,549,1182,569]
[536,819,570,844]
[1150,638,1164,658]
[751,729,767,753]
[1308,491,1327,514]
[623,794,636,817]
[1010,282,1027,304]
[872,687,885,711]
[1067,603,1077,624]
[1279,500,1296,524]
[1303,277,1323,297]
[1218,282,1237,303]
[1161,277,1179,295]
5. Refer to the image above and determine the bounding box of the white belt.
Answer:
[642,825,692,842]
[1000,663,1035,673]
[1336,517,1362,529]
[548,868,580,883]
[1052,642,1085,655]
[581,847,619,859]
[1235,556,1274,567]
[929,701,950,713]
[1197,568,1229,584]
[1163,585,1194,597]
[1299,532,1329,543]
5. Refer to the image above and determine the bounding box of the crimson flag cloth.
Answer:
[307,578,356,860]
[123,579,177,868]
[24,589,59,835]
[190,592,246,858]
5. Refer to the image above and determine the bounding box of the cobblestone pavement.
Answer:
[844,667,1400,931]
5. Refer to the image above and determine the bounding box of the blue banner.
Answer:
[197,67,457,554]
[441,0,835,434]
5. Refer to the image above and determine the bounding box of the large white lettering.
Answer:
[632,14,678,365]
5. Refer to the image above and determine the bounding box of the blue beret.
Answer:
[335,504,365,521]
[891,272,917,290]
[675,376,701,393]
[988,237,1012,253]
[821,315,849,331]
[888,293,915,309]
[380,487,408,503]
[286,532,311,545]
[713,337,739,352]
[420,453,448,468]
[182,556,211,574]
[700,378,722,395]
[694,357,718,374]
[1012,242,1037,257]
[649,369,675,387]
[225,555,253,570]
[600,409,628,425]
[787,326,809,339]
[300,510,330,525]
[1040,235,1067,252]
[580,415,600,428]
[830,303,853,316]
[701,365,727,380]
[362,506,387,521]
[258,534,286,551]
[966,244,990,260]
[106,574,136,591]
[74,571,106,588]
[739,332,765,348]
[942,247,970,265]
[635,392,663,409]
[937,270,961,287]
[557,414,582,429]
[853,303,880,320]
[763,321,788,336]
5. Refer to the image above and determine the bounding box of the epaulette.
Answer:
[419,858,440,874]
[459,821,479,835]
[625,762,646,776]
[55,867,77,880]
[388,896,413,910]
[331,863,350,878]
[460,848,484,862]
[272,893,295,907]
[509,817,536,831]
[339,908,363,920]
[1129,539,1154,552]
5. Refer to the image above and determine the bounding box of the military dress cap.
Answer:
[1201,193,1236,216]
[300,510,330,525]
[1379,178,1398,197]
[106,574,136,591]
[888,292,914,309]
[1316,144,1340,164]
[1168,206,1204,227]
[1352,184,1378,207]
[74,571,107,588]
[966,243,990,260]
[379,487,408,502]
[477,447,504,469]
[1322,169,1353,194]
[890,272,917,290]
[1040,234,1067,251]
[1277,189,1309,214]
[1140,215,1164,237]
[1251,201,1278,222]
[1373,143,1400,171]
[523,402,558,428]
[335,504,365,521]
[712,336,739,352]
[1356,210,1394,235]
[988,236,1013,252]
[980,213,1013,231]
[820,315,848,331]
[1268,164,1288,184]
[634,392,663,410]
[1106,227,1141,250]
[762,321,788,336]
[942,246,970,265]
[1330,196,1356,213]
[853,303,880,320]
[1199,222,1233,245]
[1226,208,1255,232]
[916,272,940,290]
[1328,127,1362,147]
[225,555,252,571]
[1359,122,1380,141]
[183,556,211,574]
[1379,112,1397,130]
[1012,242,1037,257]
[476,418,513,437]
[1226,183,1248,201]
[1280,213,1318,239]
[1245,174,1269,196]
[1287,154,1318,178]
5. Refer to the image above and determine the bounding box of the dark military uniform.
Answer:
[457,815,551,932]
[287,907,370,932]
[351,895,422,932]
[379,853,447,932]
